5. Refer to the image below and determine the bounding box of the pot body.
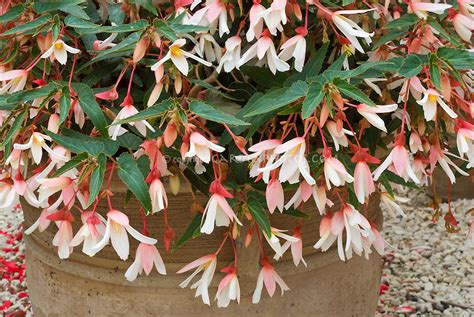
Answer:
[23,183,383,317]
[430,169,474,201]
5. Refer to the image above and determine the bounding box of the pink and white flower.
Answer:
[455,119,474,167]
[41,39,80,65]
[259,137,315,185]
[252,258,289,304]
[216,36,242,73]
[92,209,157,260]
[429,144,469,184]
[184,131,225,164]
[14,132,67,165]
[235,139,281,183]
[326,120,353,151]
[274,226,307,267]
[380,192,409,217]
[246,2,266,41]
[259,0,288,36]
[201,181,242,234]
[323,149,354,189]
[452,12,474,42]
[263,227,299,258]
[0,69,28,94]
[70,212,107,257]
[150,39,211,76]
[24,209,52,235]
[215,266,240,307]
[284,181,333,215]
[125,242,166,281]
[416,89,457,121]
[149,177,168,214]
[177,253,217,306]
[266,178,284,213]
[408,0,452,20]
[37,176,77,209]
[356,103,398,132]
[109,96,155,140]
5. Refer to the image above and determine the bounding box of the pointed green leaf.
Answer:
[333,78,376,106]
[399,54,423,78]
[247,199,271,237]
[189,100,249,126]
[302,81,324,118]
[88,154,106,207]
[115,98,173,124]
[59,87,71,125]
[71,83,109,136]
[1,14,52,36]
[52,153,89,177]
[0,4,24,23]
[172,213,203,251]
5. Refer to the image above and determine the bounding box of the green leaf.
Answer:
[59,87,71,125]
[333,78,376,106]
[87,32,141,65]
[33,0,85,13]
[437,48,474,70]
[429,54,441,90]
[60,4,89,20]
[5,82,60,103]
[247,199,271,237]
[46,131,105,156]
[286,42,328,84]
[383,170,419,189]
[189,100,249,126]
[1,14,51,36]
[0,4,24,23]
[52,153,88,177]
[87,154,106,207]
[384,14,418,29]
[71,83,109,136]
[1,111,25,147]
[117,153,152,213]
[64,15,100,30]
[153,20,177,41]
[373,30,406,49]
[115,98,173,124]
[172,214,202,251]
[117,133,143,150]
[399,54,423,78]
[302,81,324,119]
[63,129,118,155]
[99,20,148,33]
[129,0,157,15]
[244,81,308,117]
[427,18,461,47]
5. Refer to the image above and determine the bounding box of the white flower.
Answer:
[246,2,266,41]
[109,99,155,140]
[216,36,242,73]
[124,243,166,281]
[184,132,225,164]
[196,33,222,63]
[215,268,240,307]
[41,39,80,65]
[356,103,398,132]
[238,33,290,74]
[416,88,457,121]
[408,0,452,19]
[0,69,28,94]
[326,120,353,151]
[14,132,67,165]
[151,39,211,76]
[453,13,474,42]
[323,152,354,189]
[278,33,306,72]
[263,227,299,258]
[332,9,375,53]
[70,212,107,257]
[252,260,289,304]
[258,0,288,36]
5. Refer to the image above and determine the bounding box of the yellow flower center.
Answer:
[428,94,437,103]
[170,45,182,57]
[112,220,122,232]
[54,42,64,49]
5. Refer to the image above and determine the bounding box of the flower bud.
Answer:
[164,122,178,147]
[169,174,180,195]
[48,113,60,133]
[133,38,149,64]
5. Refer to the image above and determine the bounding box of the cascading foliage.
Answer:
[0,0,473,307]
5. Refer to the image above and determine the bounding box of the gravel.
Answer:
[1,189,472,316]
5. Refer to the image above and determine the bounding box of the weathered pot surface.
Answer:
[429,169,474,201]
[23,181,383,317]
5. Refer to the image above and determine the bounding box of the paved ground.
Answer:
[1,189,473,316]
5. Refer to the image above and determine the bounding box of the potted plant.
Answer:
[0,0,472,315]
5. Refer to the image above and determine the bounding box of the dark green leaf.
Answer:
[429,54,441,90]
[129,0,157,15]
[71,83,109,136]
[117,153,152,213]
[333,78,376,106]
[52,153,88,177]
[286,42,328,84]
[59,87,71,125]
[1,14,52,36]
[6,82,60,103]
[0,4,24,23]
[33,0,85,13]
[373,30,406,49]
[244,81,308,117]
[384,14,418,29]
[99,20,148,33]
[117,133,143,150]
[64,15,100,29]
[247,199,271,237]
[282,208,310,219]
[437,48,474,70]
[172,214,202,251]
[87,153,106,207]
[302,81,324,118]
[189,100,249,126]
[1,111,25,147]
[399,54,423,78]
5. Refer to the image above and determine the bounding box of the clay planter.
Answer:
[23,181,383,317]
[430,169,474,202]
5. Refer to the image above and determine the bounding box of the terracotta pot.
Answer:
[23,181,383,317]
[429,169,474,202]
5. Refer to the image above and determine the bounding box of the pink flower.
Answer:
[352,147,380,204]
[149,177,168,214]
[356,103,398,132]
[47,210,75,259]
[201,181,242,234]
[0,69,28,94]
[259,137,315,185]
[177,254,217,306]
[408,0,451,19]
[416,89,457,121]
[380,192,409,217]
[37,176,76,209]
[150,39,211,76]
[455,119,474,167]
[95,87,119,101]
[326,120,353,151]
[93,31,117,50]
[252,258,289,304]
[274,226,307,267]
[323,149,354,190]
[452,12,473,42]
[215,266,240,307]
[409,132,423,154]
[429,144,469,184]
[246,2,266,41]
[266,178,284,213]
[92,209,157,260]
[147,65,164,106]
[70,212,107,257]
[238,31,290,74]
[284,181,333,214]
[259,0,288,36]
[125,243,166,281]
[41,39,80,65]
